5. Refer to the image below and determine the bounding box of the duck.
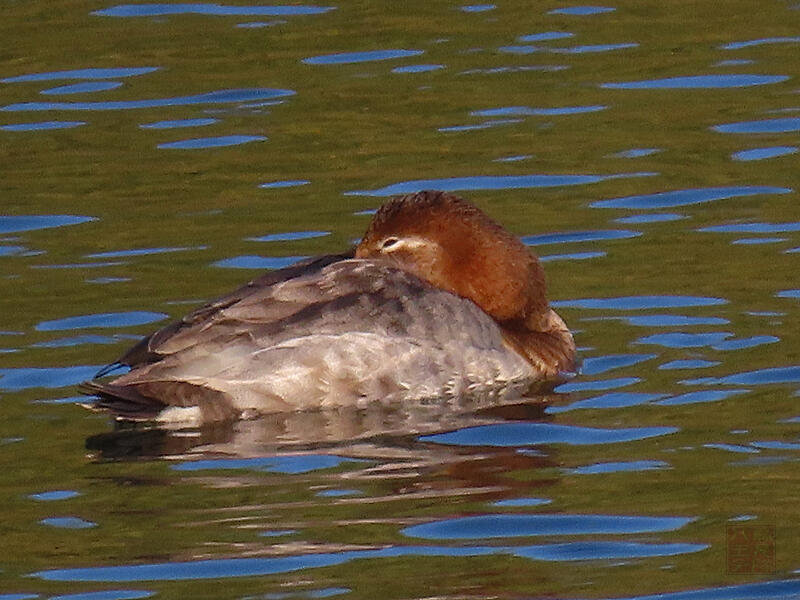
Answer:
[81,190,577,424]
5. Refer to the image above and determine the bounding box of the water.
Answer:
[1,1,798,599]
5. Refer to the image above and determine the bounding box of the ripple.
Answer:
[346,172,652,196]
[713,117,800,134]
[553,295,727,310]
[0,245,28,256]
[404,514,692,539]
[540,251,606,262]
[258,180,311,189]
[36,311,166,331]
[700,221,800,234]
[460,4,496,12]
[609,148,662,158]
[33,541,705,582]
[172,455,361,474]
[49,592,155,600]
[438,118,522,132]
[0,214,95,233]
[140,118,218,129]
[655,390,749,406]
[303,49,423,65]
[714,366,800,385]
[592,185,791,209]
[392,64,445,74]
[731,237,787,245]
[712,335,779,351]
[248,231,328,242]
[581,353,656,375]
[601,74,789,89]
[500,43,636,54]
[40,517,96,529]
[522,229,640,245]
[704,443,760,454]
[518,32,575,42]
[557,376,640,392]
[472,105,606,116]
[636,332,732,348]
[546,392,666,413]
[548,6,615,15]
[1,88,294,112]
[776,289,800,299]
[29,490,81,501]
[86,246,204,258]
[0,67,158,83]
[659,359,720,370]
[595,315,729,327]
[721,36,800,50]
[0,366,102,390]
[492,498,551,507]
[157,135,266,149]
[1,121,87,131]
[731,146,797,161]
[32,334,121,348]
[212,255,307,269]
[41,81,123,95]
[94,4,335,17]
[566,460,669,474]
[420,423,678,447]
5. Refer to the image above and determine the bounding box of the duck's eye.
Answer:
[380,237,400,251]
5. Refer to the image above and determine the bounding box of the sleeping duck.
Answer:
[81,190,577,423]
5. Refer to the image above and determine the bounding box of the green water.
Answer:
[1,1,799,598]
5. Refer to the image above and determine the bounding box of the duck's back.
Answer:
[87,259,534,422]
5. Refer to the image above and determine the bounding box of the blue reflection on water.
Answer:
[41,81,123,95]
[713,366,800,385]
[438,118,522,132]
[94,4,335,17]
[303,49,423,65]
[592,186,791,209]
[1,67,158,83]
[659,360,720,370]
[33,540,706,581]
[259,180,311,188]
[553,295,727,310]
[548,6,615,15]
[472,105,606,116]
[566,460,669,474]
[655,390,748,406]
[460,4,495,12]
[636,332,732,348]
[0,215,96,233]
[157,135,266,149]
[41,517,97,529]
[547,392,666,413]
[523,230,640,245]
[713,117,800,134]
[2,121,87,131]
[518,32,574,42]
[601,74,788,89]
[29,490,81,501]
[213,255,307,269]
[86,246,204,258]
[557,376,640,392]
[2,88,294,112]
[421,423,678,447]
[500,44,636,54]
[731,237,787,245]
[608,578,800,600]
[700,221,800,233]
[32,335,121,348]
[392,64,445,73]
[581,354,656,375]
[36,311,167,331]
[776,289,800,299]
[172,455,363,474]
[492,498,551,507]
[347,172,653,196]
[609,148,661,158]
[721,36,800,49]
[731,146,797,161]
[540,251,606,262]
[248,231,328,242]
[404,514,693,539]
[49,591,154,600]
[140,118,218,129]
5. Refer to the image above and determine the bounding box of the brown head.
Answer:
[355,191,551,329]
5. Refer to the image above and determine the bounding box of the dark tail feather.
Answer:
[93,361,129,379]
[79,381,164,421]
